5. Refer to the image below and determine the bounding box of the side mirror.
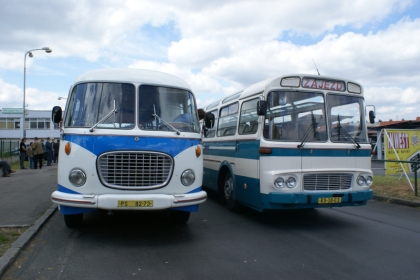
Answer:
[205,112,215,128]
[369,110,375,124]
[257,100,267,116]
[52,106,63,124]
[197,108,206,121]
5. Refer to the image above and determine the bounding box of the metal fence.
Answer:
[0,140,20,164]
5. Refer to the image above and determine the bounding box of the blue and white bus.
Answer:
[202,74,375,212]
[51,68,207,227]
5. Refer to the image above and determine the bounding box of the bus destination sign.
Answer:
[302,78,345,92]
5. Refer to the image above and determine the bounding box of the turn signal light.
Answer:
[65,142,71,155]
[196,145,202,157]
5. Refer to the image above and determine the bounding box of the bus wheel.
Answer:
[169,211,190,224]
[64,213,83,228]
[223,172,240,212]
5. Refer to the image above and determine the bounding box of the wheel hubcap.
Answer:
[224,178,233,199]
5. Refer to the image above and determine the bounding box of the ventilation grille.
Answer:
[97,152,173,190]
[303,173,353,191]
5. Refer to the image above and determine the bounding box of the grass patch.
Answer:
[0,227,28,257]
[372,175,420,202]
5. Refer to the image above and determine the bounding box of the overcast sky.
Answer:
[1,0,419,122]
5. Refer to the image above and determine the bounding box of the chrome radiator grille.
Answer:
[303,173,353,191]
[97,151,173,190]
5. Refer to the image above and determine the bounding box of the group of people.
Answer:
[21,137,60,170]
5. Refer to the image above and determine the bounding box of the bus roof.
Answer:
[73,68,191,90]
[205,73,362,111]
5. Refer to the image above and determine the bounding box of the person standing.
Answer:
[53,139,59,163]
[19,138,27,169]
[32,137,43,169]
[46,137,53,166]
[27,142,35,169]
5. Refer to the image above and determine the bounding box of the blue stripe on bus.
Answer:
[64,134,200,157]
[204,140,371,159]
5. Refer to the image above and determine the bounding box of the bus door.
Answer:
[234,98,261,209]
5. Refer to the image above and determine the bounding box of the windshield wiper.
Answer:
[298,111,318,148]
[336,114,360,149]
[89,101,118,132]
[152,113,180,135]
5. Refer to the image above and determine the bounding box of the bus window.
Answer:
[217,102,238,137]
[239,98,259,135]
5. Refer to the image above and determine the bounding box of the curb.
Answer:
[0,204,57,277]
[373,195,420,208]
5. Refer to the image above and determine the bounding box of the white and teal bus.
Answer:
[51,68,207,227]
[202,74,375,212]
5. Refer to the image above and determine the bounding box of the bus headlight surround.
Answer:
[274,177,284,189]
[286,177,297,188]
[181,169,195,186]
[69,168,87,187]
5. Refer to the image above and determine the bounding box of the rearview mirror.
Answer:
[205,112,215,128]
[52,106,62,124]
[369,110,375,124]
[257,100,267,116]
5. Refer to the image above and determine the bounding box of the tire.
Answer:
[223,172,240,212]
[169,211,190,224]
[64,213,83,228]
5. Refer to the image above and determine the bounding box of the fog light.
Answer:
[286,177,297,188]
[274,177,284,189]
[69,168,86,187]
[357,175,365,186]
[181,169,195,186]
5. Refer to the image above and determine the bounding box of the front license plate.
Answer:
[118,200,153,207]
[318,197,342,204]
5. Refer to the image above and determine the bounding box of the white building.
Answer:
[0,109,60,140]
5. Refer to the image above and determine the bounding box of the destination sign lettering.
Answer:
[302,78,345,92]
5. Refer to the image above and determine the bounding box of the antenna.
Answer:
[312,59,321,75]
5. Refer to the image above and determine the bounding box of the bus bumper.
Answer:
[262,189,373,209]
[51,190,208,213]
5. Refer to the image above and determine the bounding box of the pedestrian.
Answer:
[19,138,27,169]
[0,160,16,177]
[32,137,43,169]
[41,139,46,164]
[53,139,59,163]
[27,142,35,169]
[46,137,53,166]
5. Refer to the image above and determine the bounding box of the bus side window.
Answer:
[217,103,238,137]
[239,98,259,135]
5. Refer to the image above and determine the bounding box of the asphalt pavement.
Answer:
[0,161,419,277]
[0,163,58,276]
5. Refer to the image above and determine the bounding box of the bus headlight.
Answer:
[365,176,373,186]
[274,177,284,189]
[69,168,87,187]
[286,177,297,188]
[357,175,365,186]
[181,169,195,186]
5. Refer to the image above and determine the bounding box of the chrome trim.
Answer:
[303,173,353,191]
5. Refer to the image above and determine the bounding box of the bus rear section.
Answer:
[202,74,374,212]
[51,68,207,227]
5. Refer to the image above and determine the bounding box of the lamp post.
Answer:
[23,47,52,138]
[58,97,67,100]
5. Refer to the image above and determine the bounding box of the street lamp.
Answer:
[23,47,52,138]
[58,97,67,100]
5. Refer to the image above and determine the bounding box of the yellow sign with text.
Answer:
[384,129,420,175]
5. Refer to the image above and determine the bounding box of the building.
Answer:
[0,109,60,140]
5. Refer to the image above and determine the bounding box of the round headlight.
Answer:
[365,176,373,186]
[274,177,284,189]
[69,168,87,187]
[286,177,297,188]
[181,169,195,186]
[357,175,365,186]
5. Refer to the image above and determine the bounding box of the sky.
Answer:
[0,0,420,122]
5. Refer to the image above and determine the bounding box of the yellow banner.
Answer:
[384,129,420,175]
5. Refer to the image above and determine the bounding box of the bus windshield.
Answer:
[64,83,200,133]
[263,91,327,141]
[138,85,200,133]
[328,94,367,143]
[65,82,135,129]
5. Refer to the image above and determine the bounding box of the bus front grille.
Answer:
[303,173,353,191]
[97,151,173,190]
